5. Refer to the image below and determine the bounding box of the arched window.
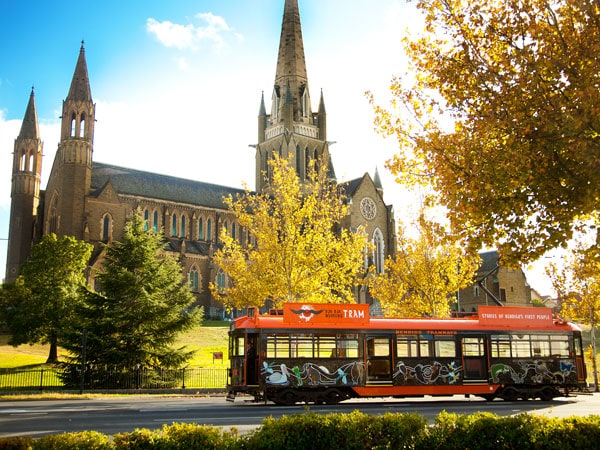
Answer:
[102,214,112,242]
[231,222,236,240]
[171,214,177,236]
[79,113,86,137]
[223,221,228,237]
[49,195,59,234]
[153,211,159,232]
[216,270,226,292]
[372,228,385,274]
[143,209,149,231]
[207,219,212,241]
[181,215,186,237]
[70,112,76,137]
[198,218,204,240]
[189,267,199,292]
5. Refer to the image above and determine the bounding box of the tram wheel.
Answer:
[540,387,556,401]
[501,387,519,401]
[272,389,299,406]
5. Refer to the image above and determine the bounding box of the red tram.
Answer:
[226,303,587,405]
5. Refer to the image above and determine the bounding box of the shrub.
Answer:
[33,431,110,450]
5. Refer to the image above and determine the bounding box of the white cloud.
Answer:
[146,12,241,53]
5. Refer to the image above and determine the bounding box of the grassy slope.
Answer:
[0,321,229,369]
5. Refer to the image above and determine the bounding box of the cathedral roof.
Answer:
[90,162,247,209]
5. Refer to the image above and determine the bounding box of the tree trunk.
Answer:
[46,331,58,364]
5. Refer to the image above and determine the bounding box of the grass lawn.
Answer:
[0,320,230,369]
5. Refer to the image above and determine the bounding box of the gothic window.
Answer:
[231,222,236,240]
[102,213,112,242]
[70,112,76,137]
[79,113,86,137]
[49,195,59,234]
[474,285,480,297]
[372,228,385,274]
[143,209,149,231]
[189,267,199,292]
[207,219,212,241]
[301,86,309,118]
[223,221,228,238]
[216,269,227,292]
[272,87,280,121]
[181,215,186,237]
[198,217,204,240]
[153,211,159,232]
[171,214,177,237]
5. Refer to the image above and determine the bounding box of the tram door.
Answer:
[366,335,393,384]
[461,335,488,381]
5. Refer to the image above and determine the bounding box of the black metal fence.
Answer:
[0,366,228,392]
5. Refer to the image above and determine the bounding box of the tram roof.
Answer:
[231,304,581,333]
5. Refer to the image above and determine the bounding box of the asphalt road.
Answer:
[1,393,598,438]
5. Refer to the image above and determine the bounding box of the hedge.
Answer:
[1,411,599,449]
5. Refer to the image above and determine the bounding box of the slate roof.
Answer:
[90,162,248,209]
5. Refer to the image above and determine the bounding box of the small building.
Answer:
[457,250,533,314]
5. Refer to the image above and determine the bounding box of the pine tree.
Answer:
[62,210,201,378]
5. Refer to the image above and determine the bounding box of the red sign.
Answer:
[478,306,553,326]
[283,303,370,326]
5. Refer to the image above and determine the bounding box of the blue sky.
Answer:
[0,0,553,293]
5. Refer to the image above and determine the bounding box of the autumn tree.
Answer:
[547,241,600,391]
[62,210,201,376]
[0,234,93,363]
[211,155,367,309]
[371,0,600,263]
[368,211,480,318]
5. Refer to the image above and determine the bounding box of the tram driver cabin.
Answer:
[226,303,587,405]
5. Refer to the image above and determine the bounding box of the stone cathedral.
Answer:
[5,0,396,318]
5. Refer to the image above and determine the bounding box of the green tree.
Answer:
[368,211,480,318]
[0,234,93,363]
[371,0,600,263]
[547,242,600,391]
[211,156,367,309]
[63,210,201,372]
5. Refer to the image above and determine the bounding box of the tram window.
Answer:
[397,336,418,357]
[419,340,431,357]
[435,339,456,357]
[462,337,485,356]
[315,335,336,357]
[369,338,390,357]
[531,335,551,357]
[337,335,359,358]
[574,336,583,355]
[230,336,245,356]
[291,335,313,358]
[511,334,531,358]
[491,335,511,358]
[267,334,290,358]
[550,335,570,357]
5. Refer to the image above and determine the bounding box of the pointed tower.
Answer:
[5,88,44,282]
[43,41,95,239]
[255,0,334,192]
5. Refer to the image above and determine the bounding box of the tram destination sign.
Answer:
[478,306,553,326]
[283,303,370,325]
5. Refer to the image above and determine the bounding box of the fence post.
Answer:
[182,367,186,389]
[79,328,87,394]
[39,365,44,392]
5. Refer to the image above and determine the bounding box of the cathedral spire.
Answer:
[67,41,92,102]
[18,87,40,139]
[273,0,310,124]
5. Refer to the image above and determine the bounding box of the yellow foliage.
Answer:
[371,0,600,264]
[368,211,480,318]
[210,156,367,309]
